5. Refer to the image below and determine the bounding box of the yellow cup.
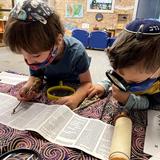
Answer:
[47,81,75,100]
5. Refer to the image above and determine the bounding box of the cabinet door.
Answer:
[0,21,4,33]
[0,21,5,45]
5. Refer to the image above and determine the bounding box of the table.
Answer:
[0,79,151,159]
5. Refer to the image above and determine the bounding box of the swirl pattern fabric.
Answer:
[0,80,152,159]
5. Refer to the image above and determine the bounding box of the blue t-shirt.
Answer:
[30,36,90,85]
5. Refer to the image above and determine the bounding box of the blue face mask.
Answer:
[128,78,157,92]
[25,47,58,70]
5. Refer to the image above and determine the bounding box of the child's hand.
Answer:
[17,85,37,101]
[87,84,105,98]
[54,95,79,110]
[112,85,130,105]
[17,77,42,101]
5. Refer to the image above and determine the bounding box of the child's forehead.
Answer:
[116,60,143,72]
[116,67,153,82]
[117,66,145,75]
[117,62,151,75]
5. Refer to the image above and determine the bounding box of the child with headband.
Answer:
[4,0,92,109]
[88,19,160,110]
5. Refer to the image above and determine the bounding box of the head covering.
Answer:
[10,0,53,24]
[124,19,160,40]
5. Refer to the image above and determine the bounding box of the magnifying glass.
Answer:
[0,148,42,160]
[47,81,75,100]
[106,70,130,92]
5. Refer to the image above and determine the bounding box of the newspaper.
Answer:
[0,92,114,160]
[144,110,160,158]
[0,71,28,85]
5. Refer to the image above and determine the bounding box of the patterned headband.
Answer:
[124,19,160,39]
[10,0,53,24]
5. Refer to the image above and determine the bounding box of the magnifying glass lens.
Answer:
[106,70,129,92]
[1,153,38,160]
[0,149,41,160]
[109,74,127,91]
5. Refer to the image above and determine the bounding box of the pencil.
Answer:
[11,79,41,114]
[12,101,22,114]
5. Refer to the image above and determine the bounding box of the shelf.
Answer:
[0,20,6,47]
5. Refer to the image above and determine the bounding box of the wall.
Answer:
[53,0,136,36]
[0,0,12,18]
[136,0,160,19]
[0,0,136,36]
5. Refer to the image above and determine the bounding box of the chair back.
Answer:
[89,31,109,50]
[72,29,89,48]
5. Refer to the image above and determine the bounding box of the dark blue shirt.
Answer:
[30,36,90,85]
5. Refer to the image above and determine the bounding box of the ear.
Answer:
[56,34,63,45]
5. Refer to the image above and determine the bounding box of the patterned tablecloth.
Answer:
[0,81,152,160]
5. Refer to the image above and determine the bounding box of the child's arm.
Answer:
[73,70,92,102]
[124,94,149,110]
[55,70,92,109]
[112,85,149,110]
